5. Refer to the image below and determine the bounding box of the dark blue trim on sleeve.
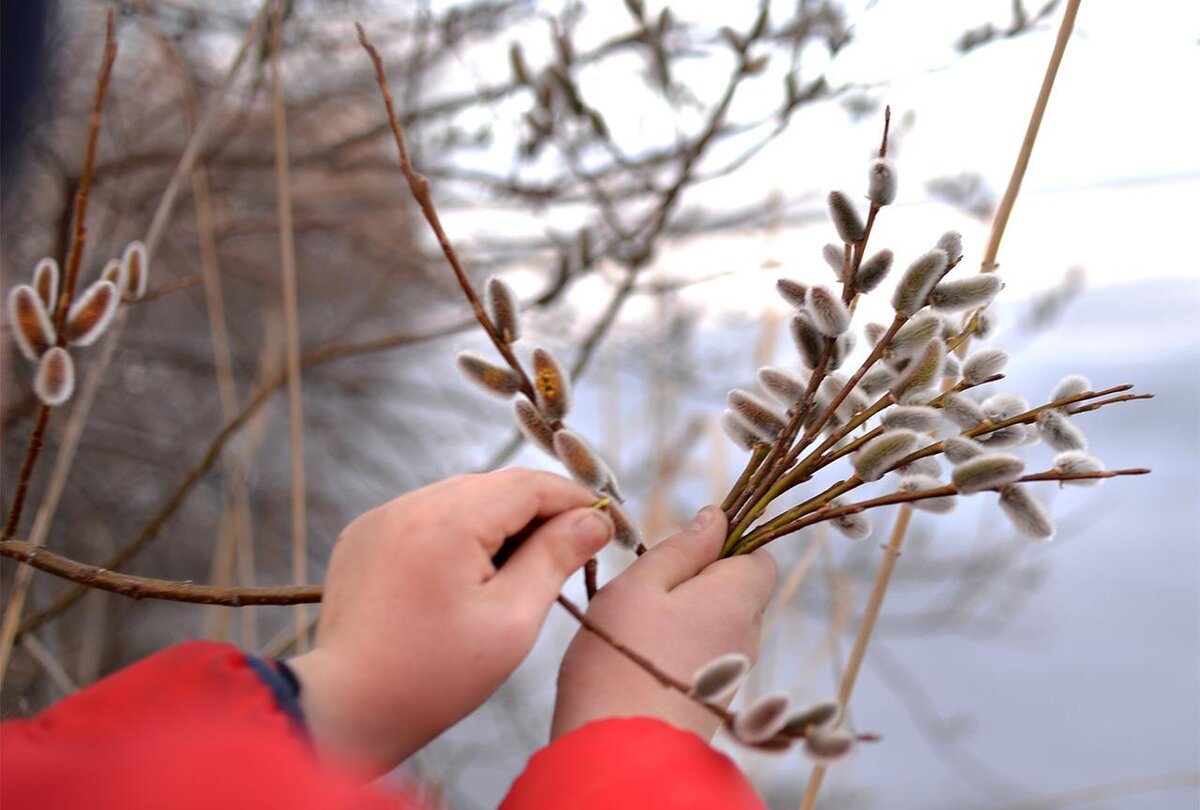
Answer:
[245,654,308,734]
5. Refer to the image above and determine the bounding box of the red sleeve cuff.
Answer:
[500,717,765,810]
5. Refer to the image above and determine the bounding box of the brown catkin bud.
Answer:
[721,411,761,451]
[962,347,1009,384]
[853,429,920,482]
[890,339,945,397]
[457,351,522,398]
[803,727,855,765]
[7,285,55,361]
[827,191,864,244]
[122,240,149,300]
[1051,374,1090,403]
[867,157,898,205]
[605,500,642,549]
[486,276,521,343]
[942,393,987,429]
[998,484,1055,540]
[733,693,792,745]
[757,366,808,407]
[689,653,750,702]
[553,429,613,492]
[897,474,956,513]
[776,278,808,309]
[882,405,942,432]
[66,280,119,347]
[33,257,59,309]
[513,396,556,455]
[791,313,825,369]
[823,243,846,280]
[1054,450,1103,486]
[951,453,1024,494]
[892,249,948,315]
[533,347,571,419]
[34,347,74,407]
[888,312,941,358]
[943,434,987,464]
[854,249,894,293]
[1036,408,1087,452]
[858,365,895,398]
[930,274,1002,312]
[936,231,963,261]
[728,389,786,442]
[780,701,841,737]
[807,286,850,337]
[101,258,125,293]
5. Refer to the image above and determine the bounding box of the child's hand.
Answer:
[289,469,613,774]
[552,505,776,742]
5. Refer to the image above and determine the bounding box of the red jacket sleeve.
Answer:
[0,641,411,810]
[501,717,766,810]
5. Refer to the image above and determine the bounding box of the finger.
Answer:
[682,548,777,611]
[439,468,598,554]
[488,506,613,617]
[624,505,726,591]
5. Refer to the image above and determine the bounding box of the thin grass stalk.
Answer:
[800,6,1082,803]
[270,0,310,651]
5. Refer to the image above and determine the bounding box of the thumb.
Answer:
[488,506,612,617]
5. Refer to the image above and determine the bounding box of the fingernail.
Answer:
[574,511,613,550]
[688,506,714,532]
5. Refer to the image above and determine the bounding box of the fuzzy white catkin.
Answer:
[821,374,867,421]
[827,191,865,244]
[776,278,808,309]
[962,347,1009,384]
[881,405,942,432]
[831,507,872,540]
[867,158,898,205]
[853,429,920,482]
[780,701,840,736]
[553,429,613,492]
[757,367,808,406]
[998,484,1055,540]
[888,312,941,358]
[942,352,962,380]
[854,249,893,293]
[66,280,119,347]
[34,347,75,407]
[943,435,987,464]
[122,240,149,300]
[930,275,1002,312]
[1051,374,1091,403]
[689,653,750,702]
[980,424,1034,448]
[1054,450,1103,486]
[982,393,1029,422]
[721,411,761,451]
[7,285,55,362]
[513,396,556,455]
[807,286,850,337]
[973,308,997,338]
[728,390,786,441]
[823,243,846,280]
[890,339,945,397]
[606,500,642,549]
[456,351,522,398]
[864,322,888,347]
[858,366,895,398]
[733,693,792,744]
[898,454,942,479]
[892,249,948,315]
[936,231,963,260]
[897,474,956,513]
[485,276,521,342]
[791,314,825,369]
[33,257,59,309]
[951,453,1025,494]
[831,331,856,370]
[804,728,856,765]
[1036,409,1088,451]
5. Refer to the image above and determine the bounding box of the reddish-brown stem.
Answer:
[2,12,117,542]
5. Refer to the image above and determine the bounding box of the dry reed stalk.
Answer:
[269,0,310,652]
[799,4,1083,805]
